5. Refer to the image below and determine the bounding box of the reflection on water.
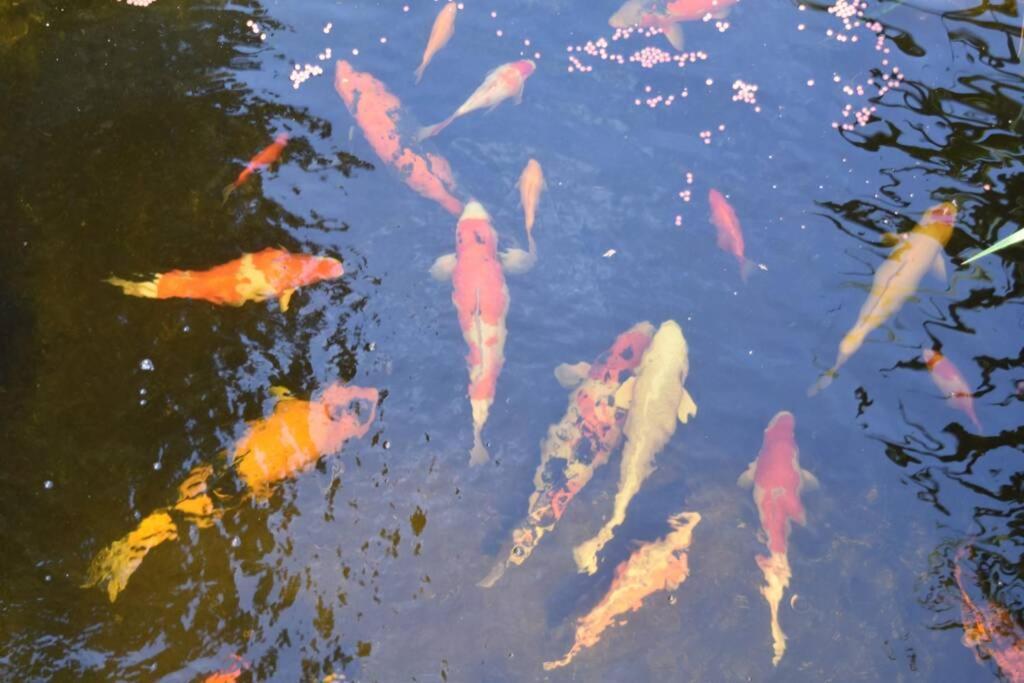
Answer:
[2,0,1024,680]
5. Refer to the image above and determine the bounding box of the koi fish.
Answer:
[518,158,544,260]
[610,0,738,51]
[105,247,343,312]
[84,383,379,601]
[431,201,534,465]
[334,60,464,216]
[417,60,536,141]
[414,2,457,84]
[810,201,956,395]
[222,133,288,203]
[923,348,982,431]
[708,189,754,282]
[737,411,818,666]
[544,511,701,670]
[478,322,655,588]
[203,655,248,683]
[573,319,698,575]
[955,545,1024,683]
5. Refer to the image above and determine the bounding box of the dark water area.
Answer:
[2,0,1024,680]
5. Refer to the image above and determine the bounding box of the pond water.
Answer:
[2,0,1024,680]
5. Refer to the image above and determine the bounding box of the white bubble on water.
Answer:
[43,480,53,490]
[140,358,154,371]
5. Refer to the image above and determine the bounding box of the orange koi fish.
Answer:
[431,201,534,465]
[105,248,343,312]
[518,158,544,260]
[955,545,1024,683]
[222,133,289,203]
[708,188,754,282]
[544,511,701,670]
[415,2,457,84]
[810,201,956,395]
[417,60,536,141]
[738,411,818,666]
[203,655,248,683]
[610,0,738,50]
[84,383,379,601]
[334,60,463,216]
[923,348,982,431]
[478,322,655,588]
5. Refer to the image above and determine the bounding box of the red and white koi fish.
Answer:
[738,411,818,666]
[923,348,982,431]
[708,188,754,282]
[417,60,536,141]
[334,60,464,216]
[415,2,457,84]
[222,133,289,203]
[810,202,956,395]
[610,0,739,51]
[955,545,1024,683]
[431,201,534,465]
[478,322,655,588]
[105,248,343,312]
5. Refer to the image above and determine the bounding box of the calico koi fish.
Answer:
[222,133,288,203]
[431,201,534,465]
[105,247,343,312]
[737,411,818,666]
[417,60,536,141]
[923,348,982,431]
[573,319,698,575]
[610,0,739,51]
[518,158,544,260]
[955,545,1024,683]
[478,322,655,588]
[544,511,701,670]
[810,201,956,395]
[414,2,457,84]
[334,60,464,215]
[83,383,379,601]
[708,189,754,282]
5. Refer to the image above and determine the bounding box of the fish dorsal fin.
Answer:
[800,467,820,492]
[614,376,636,410]
[500,248,536,274]
[677,388,697,424]
[737,461,756,488]
[554,362,590,389]
[279,288,295,312]
[429,253,457,281]
[931,253,947,282]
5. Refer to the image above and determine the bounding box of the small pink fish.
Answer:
[418,60,536,141]
[923,348,982,431]
[708,188,754,281]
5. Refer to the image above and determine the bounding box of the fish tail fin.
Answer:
[807,370,835,397]
[968,408,983,433]
[82,510,179,602]
[542,649,577,671]
[105,276,159,299]
[416,116,454,142]
[469,437,489,466]
[414,63,426,84]
[221,182,237,205]
[740,258,756,283]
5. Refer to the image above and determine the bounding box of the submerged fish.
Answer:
[955,545,1024,683]
[923,348,982,431]
[105,248,343,312]
[737,411,818,666]
[809,201,956,395]
[222,133,289,203]
[417,60,536,141]
[573,319,698,575]
[334,60,464,215]
[708,188,754,282]
[431,201,534,465]
[544,511,701,670]
[518,158,544,261]
[83,383,379,601]
[610,0,738,51]
[415,2,457,84]
[479,322,655,588]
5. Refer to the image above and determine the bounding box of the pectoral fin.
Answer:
[677,388,697,424]
[430,253,457,281]
[614,376,636,409]
[555,362,590,389]
[737,461,756,488]
[880,232,903,247]
[931,253,947,282]
[800,468,820,491]
[500,248,536,274]
[662,22,685,51]
[279,288,295,312]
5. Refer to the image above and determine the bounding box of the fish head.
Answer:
[764,411,795,442]
[590,321,656,382]
[274,133,290,146]
[265,252,344,288]
[917,201,956,246]
[311,383,380,450]
[513,59,536,79]
[333,60,359,106]
[922,347,941,369]
[455,201,498,256]
[610,0,660,28]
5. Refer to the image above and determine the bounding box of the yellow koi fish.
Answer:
[573,319,698,575]
[810,201,956,395]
